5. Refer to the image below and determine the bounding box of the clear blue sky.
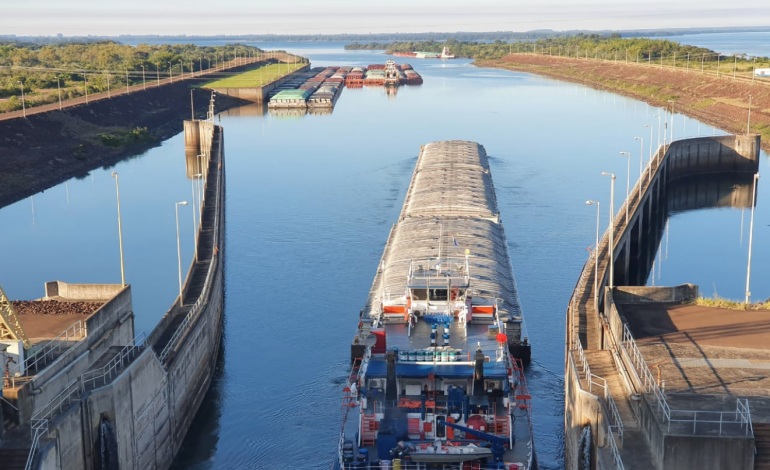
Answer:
[3,0,770,36]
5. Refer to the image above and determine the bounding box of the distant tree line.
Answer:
[0,41,262,112]
[346,35,770,63]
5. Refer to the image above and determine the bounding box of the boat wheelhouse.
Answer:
[337,141,535,470]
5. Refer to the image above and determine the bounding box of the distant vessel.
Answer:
[393,46,455,60]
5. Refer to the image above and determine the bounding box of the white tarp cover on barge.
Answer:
[364,141,525,327]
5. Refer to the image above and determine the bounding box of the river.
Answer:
[1,42,767,470]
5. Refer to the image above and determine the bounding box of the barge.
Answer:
[338,141,535,470]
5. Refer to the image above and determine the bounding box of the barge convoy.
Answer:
[337,141,535,470]
[268,62,423,110]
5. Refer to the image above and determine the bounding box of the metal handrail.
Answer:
[159,125,222,364]
[620,324,752,436]
[21,320,86,375]
[81,332,146,392]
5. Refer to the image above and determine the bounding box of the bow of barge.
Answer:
[338,141,535,470]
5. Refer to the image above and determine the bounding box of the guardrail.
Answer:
[25,378,81,469]
[620,323,752,436]
[22,320,86,375]
[159,121,222,365]
[575,341,625,445]
[81,332,146,392]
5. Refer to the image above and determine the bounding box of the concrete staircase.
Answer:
[584,350,640,433]
[754,423,770,470]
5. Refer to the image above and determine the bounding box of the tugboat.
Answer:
[337,141,535,470]
[384,59,400,87]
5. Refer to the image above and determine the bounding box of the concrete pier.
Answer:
[206,63,311,103]
[0,119,226,470]
[564,134,762,470]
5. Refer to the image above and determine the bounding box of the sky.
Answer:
[2,0,770,36]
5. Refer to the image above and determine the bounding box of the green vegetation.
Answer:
[0,41,263,112]
[99,127,156,148]
[203,62,305,88]
[694,294,770,311]
[346,35,770,73]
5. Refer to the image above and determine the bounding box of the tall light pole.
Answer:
[17,81,26,118]
[653,114,661,152]
[156,63,161,86]
[634,137,644,185]
[141,65,146,90]
[602,172,616,289]
[175,201,189,307]
[111,172,126,287]
[56,76,62,110]
[191,173,202,260]
[620,152,631,224]
[667,100,675,143]
[745,173,760,304]
[586,200,601,308]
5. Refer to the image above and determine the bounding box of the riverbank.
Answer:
[476,54,770,151]
[0,82,246,208]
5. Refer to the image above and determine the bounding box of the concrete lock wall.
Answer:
[27,121,225,470]
[209,63,311,102]
[612,284,699,304]
[565,353,605,470]
[18,287,134,424]
[666,135,760,181]
[663,434,754,470]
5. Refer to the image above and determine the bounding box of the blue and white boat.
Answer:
[337,141,536,470]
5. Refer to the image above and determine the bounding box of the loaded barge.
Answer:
[337,141,535,470]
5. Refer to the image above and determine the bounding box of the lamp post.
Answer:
[601,172,616,289]
[745,173,760,304]
[586,200,601,308]
[111,172,126,287]
[620,152,631,224]
[169,63,173,83]
[156,63,160,86]
[56,76,62,110]
[84,74,88,103]
[634,137,644,185]
[191,173,202,260]
[667,100,675,143]
[140,65,146,90]
[653,114,661,151]
[18,81,26,118]
[175,201,189,307]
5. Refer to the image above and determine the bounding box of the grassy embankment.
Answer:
[203,62,305,88]
[476,54,770,150]
[695,295,770,311]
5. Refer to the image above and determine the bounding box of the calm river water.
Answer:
[1,42,767,470]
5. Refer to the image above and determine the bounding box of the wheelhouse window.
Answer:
[429,289,448,301]
[410,289,428,301]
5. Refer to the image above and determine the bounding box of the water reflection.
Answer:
[639,172,761,289]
